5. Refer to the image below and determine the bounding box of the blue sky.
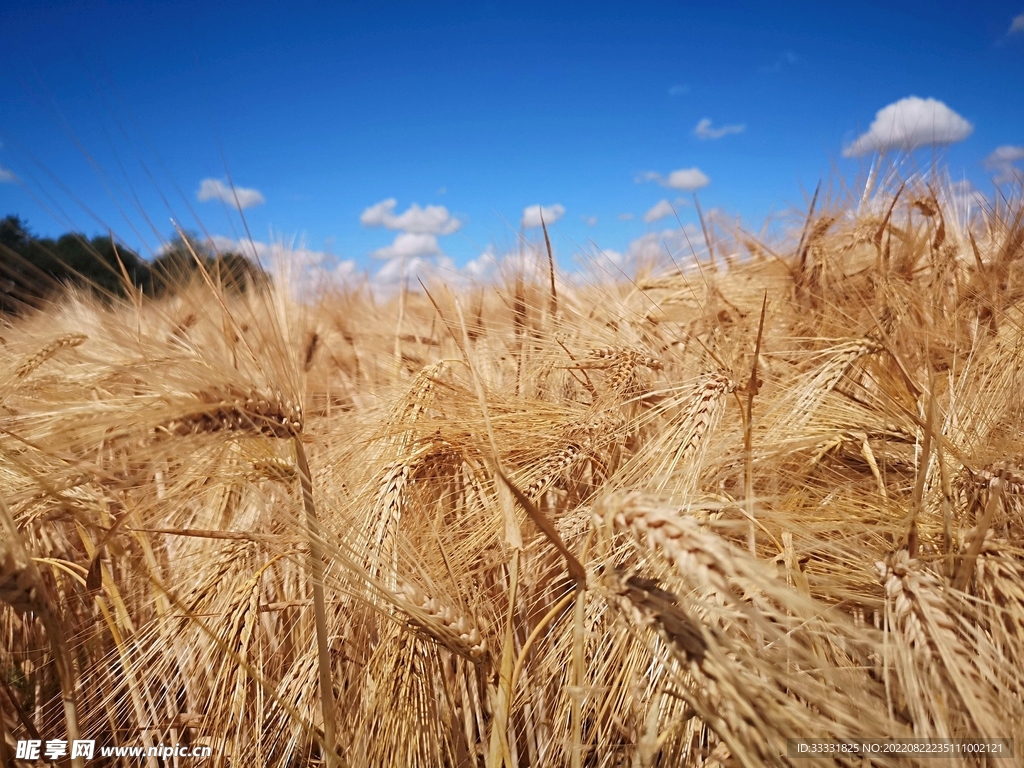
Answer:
[1,1,1022,283]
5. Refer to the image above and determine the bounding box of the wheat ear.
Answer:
[395,581,488,662]
[0,497,85,768]
[13,333,88,380]
[163,386,303,438]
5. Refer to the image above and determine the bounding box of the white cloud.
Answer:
[1010,13,1024,33]
[944,179,989,214]
[640,168,710,191]
[373,249,537,288]
[204,234,335,270]
[587,246,626,267]
[843,97,974,157]
[371,232,441,260]
[627,223,707,263]
[462,249,500,279]
[582,215,598,226]
[643,199,677,223]
[694,118,745,140]
[374,255,456,285]
[196,178,266,210]
[190,234,354,294]
[522,203,565,228]
[668,84,690,96]
[984,145,1024,184]
[986,145,1024,164]
[359,198,461,235]
[618,212,635,221]
[0,166,17,183]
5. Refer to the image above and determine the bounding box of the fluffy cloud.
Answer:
[371,232,441,261]
[843,97,973,157]
[462,250,500,279]
[984,145,1024,184]
[0,166,16,183]
[627,223,707,263]
[944,179,989,214]
[374,255,457,285]
[197,234,354,293]
[522,203,565,228]
[640,168,710,191]
[694,118,745,140]
[577,245,627,271]
[643,199,677,223]
[196,178,266,210]
[373,247,547,288]
[582,215,598,226]
[359,198,461,235]
[204,234,336,270]
[1010,13,1024,33]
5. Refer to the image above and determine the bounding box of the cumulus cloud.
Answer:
[582,215,598,226]
[373,246,552,288]
[522,203,565,228]
[575,245,628,274]
[627,223,707,263]
[462,250,500,279]
[374,255,458,285]
[843,97,973,157]
[359,198,461,235]
[618,212,635,221]
[984,145,1024,184]
[0,166,17,183]
[640,168,710,191]
[196,234,354,294]
[197,178,266,210]
[371,232,441,261]
[944,179,989,214]
[1010,13,1024,33]
[204,234,335,269]
[694,118,745,140]
[643,199,677,223]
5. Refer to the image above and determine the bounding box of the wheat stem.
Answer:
[293,436,339,768]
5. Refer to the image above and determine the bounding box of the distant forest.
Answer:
[0,215,266,315]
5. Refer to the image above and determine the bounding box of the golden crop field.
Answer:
[2,174,1023,766]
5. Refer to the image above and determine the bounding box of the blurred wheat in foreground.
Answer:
[2,174,1024,767]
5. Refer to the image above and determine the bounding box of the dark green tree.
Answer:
[148,232,267,296]
[1,216,268,315]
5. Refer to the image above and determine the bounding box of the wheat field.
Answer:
[2,172,1024,766]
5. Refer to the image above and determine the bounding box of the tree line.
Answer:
[0,215,266,315]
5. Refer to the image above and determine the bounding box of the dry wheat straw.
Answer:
[5,173,1024,766]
